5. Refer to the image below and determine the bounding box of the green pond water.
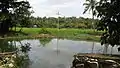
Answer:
[0,38,119,68]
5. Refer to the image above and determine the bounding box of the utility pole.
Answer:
[56,11,61,55]
[56,11,60,29]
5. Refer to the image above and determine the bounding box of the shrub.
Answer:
[39,28,51,34]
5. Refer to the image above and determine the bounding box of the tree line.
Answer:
[27,16,99,29]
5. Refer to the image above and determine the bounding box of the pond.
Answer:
[0,38,120,68]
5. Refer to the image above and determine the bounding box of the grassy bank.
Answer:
[0,28,104,41]
[18,28,103,35]
[11,28,103,41]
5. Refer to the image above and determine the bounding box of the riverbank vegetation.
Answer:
[0,28,104,42]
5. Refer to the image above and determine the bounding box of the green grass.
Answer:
[16,28,103,35]
[18,28,41,35]
[13,28,104,42]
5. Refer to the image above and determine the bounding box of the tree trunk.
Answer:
[0,21,9,36]
[91,42,94,53]
[103,44,109,54]
[19,27,23,32]
[111,47,113,55]
[91,9,95,53]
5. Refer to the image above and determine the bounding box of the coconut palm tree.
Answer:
[83,0,97,53]
[83,0,97,19]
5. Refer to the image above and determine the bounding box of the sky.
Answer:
[28,0,92,18]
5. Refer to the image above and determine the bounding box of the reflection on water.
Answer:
[17,38,120,68]
[0,39,31,68]
[39,38,52,47]
[0,38,120,68]
[0,39,17,53]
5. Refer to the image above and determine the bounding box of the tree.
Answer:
[14,1,32,31]
[83,0,97,19]
[28,16,98,29]
[0,0,31,35]
[83,0,98,53]
[96,0,120,52]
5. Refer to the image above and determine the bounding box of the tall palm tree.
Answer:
[83,0,97,53]
[83,0,97,19]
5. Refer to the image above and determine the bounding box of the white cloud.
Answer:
[28,0,92,18]
[46,0,74,5]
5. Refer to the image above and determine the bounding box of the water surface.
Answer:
[13,38,120,68]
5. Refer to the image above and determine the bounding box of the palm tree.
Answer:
[83,0,97,19]
[83,0,97,53]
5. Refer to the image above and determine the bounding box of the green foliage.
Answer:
[0,39,17,53]
[83,0,99,32]
[83,0,98,16]
[39,28,51,34]
[95,0,120,46]
[0,39,31,68]
[16,28,102,41]
[28,17,99,29]
[0,0,32,35]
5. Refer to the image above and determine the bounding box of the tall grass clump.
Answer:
[39,28,51,34]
